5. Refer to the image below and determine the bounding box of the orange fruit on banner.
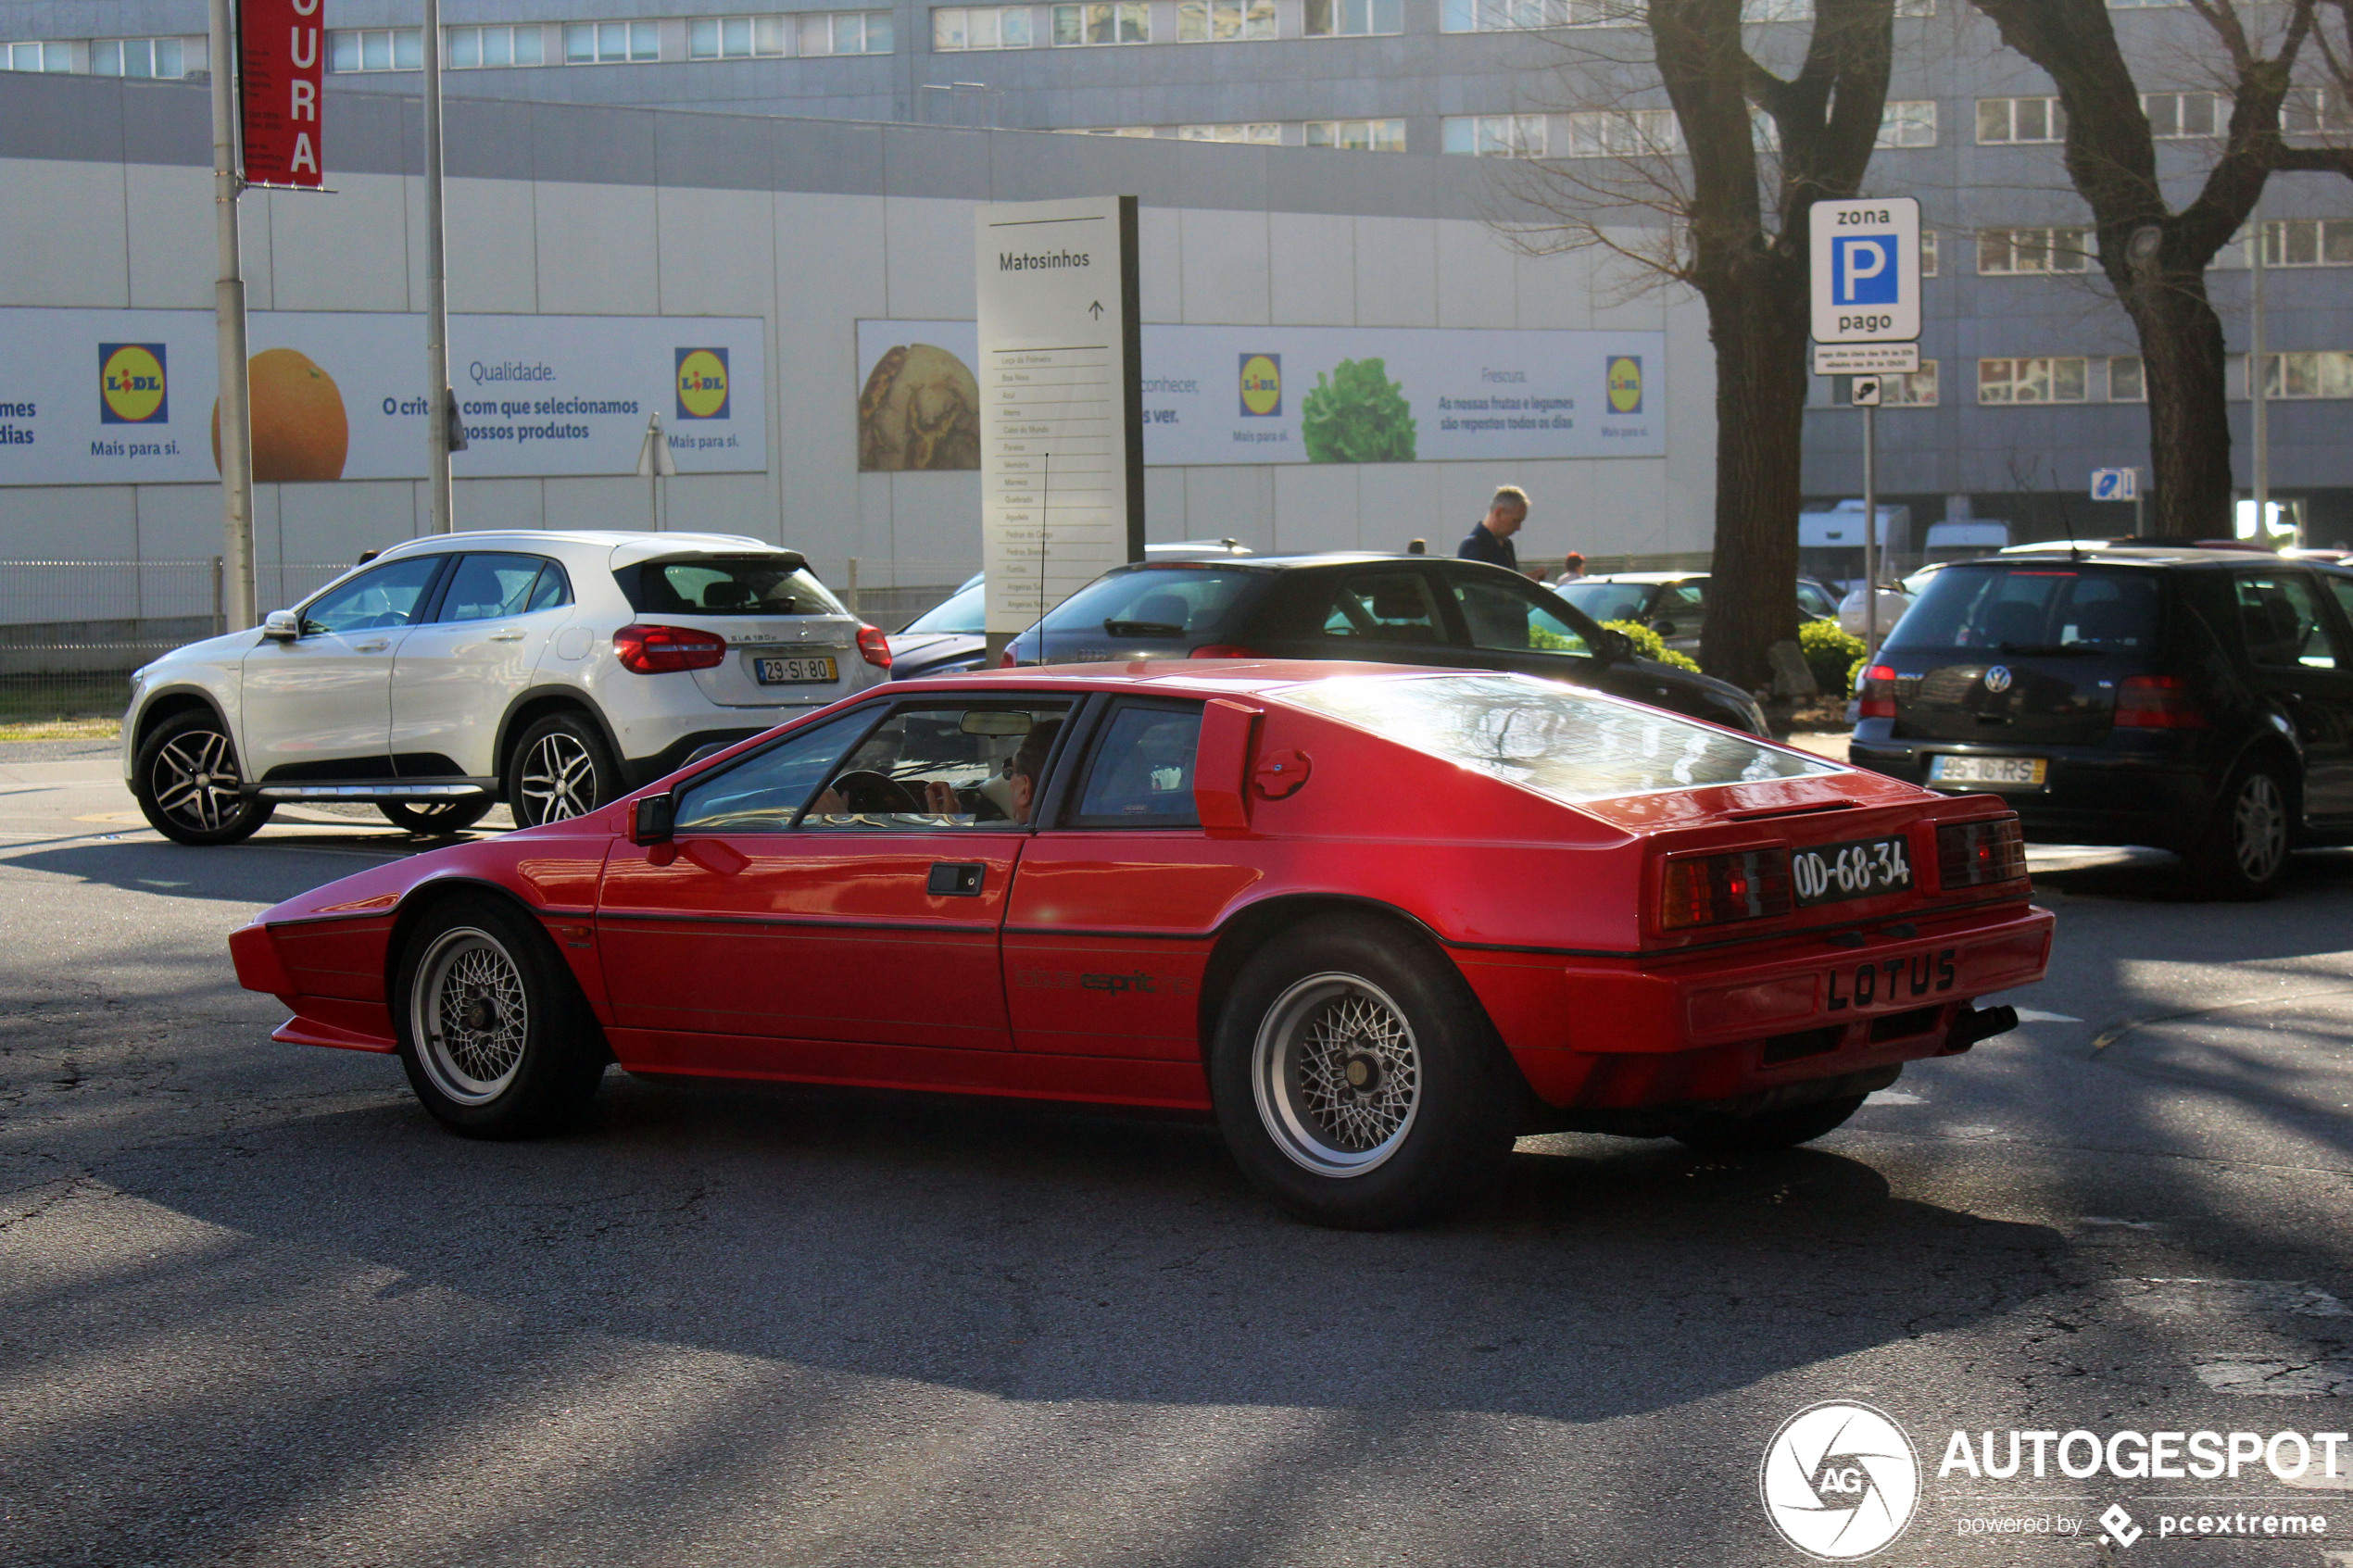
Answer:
[213,348,349,482]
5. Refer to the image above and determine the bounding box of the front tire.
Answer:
[509,712,621,828]
[380,798,495,834]
[132,711,275,846]
[1210,916,1520,1230]
[394,896,608,1138]
[2188,759,2291,900]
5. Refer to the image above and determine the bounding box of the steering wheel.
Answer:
[828,770,925,814]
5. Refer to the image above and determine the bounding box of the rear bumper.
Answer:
[1462,903,2054,1113]
[1849,738,2216,848]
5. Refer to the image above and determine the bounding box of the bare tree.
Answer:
[1967,0,2319,535]
[2278,0,2353,178]
[1504,0,1897,690]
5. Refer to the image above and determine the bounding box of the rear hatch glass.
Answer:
[1557,582,1655,625]
[613,555,854,707]
[1035,568,1263,661]
[1881,564,2164,744]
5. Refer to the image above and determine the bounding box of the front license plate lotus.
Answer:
[1792,835,1914,907]
[1929,754,2048,788]
[754,656,837,685]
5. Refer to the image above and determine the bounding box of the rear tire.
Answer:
[393,895,607,1138]
[1210,915,1519,1230]
[132,710,275,846]
[509,712,621,828]
[2187,759,2291,901]
[380,798,495,834]
[1673,1095,1864,1154]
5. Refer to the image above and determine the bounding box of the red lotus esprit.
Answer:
[230,662,2051,1228]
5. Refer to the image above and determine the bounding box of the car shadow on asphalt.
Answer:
[6,834,451,906]
[2028,843,2353,905]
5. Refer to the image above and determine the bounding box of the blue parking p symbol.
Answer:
[1835,236,1898,305]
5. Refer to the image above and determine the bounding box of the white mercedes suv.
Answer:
[123,530,892,845]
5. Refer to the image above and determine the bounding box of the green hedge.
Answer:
[1799,618,1867,697]
[1603,620,1702,674]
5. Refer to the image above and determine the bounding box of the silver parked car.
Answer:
[123,530,890,845]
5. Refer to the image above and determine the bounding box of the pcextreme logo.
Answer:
[674,347,731,420]
[1239,353,1281,417]
[98,343,169,424]
[1605,354,1643,415]
[1761,1401,1921,1561]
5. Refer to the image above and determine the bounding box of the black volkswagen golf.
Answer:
[1000,553,1772,735]
[1848,546,2353,897]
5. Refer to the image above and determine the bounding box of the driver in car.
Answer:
[812,718,1062,825]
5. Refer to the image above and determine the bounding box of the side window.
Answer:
[673,711,874,832]
[803,702,1073,830]
[2329,575,2353,639]
[439,553,555,623]
[300,556,445,635]
[1453,577,1593,657]
[1797,583,1838,620]
[1070,702,1203,828]
[1309,571,1444,644]
[2238,574,2347,670]
[525,561,573,613]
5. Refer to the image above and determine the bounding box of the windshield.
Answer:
[1884,564,2161,654]
[1283,673,1834,805]
[1042,569,1260,643]
[1557,582,1655,624]
[615,557,843,617]
[902,582,986,635]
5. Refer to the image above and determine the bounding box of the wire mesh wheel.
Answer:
[410,926,531,1105]
[1251,971,1423,1177]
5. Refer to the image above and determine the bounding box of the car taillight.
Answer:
[1659,849,1793,931]
[856,623,892,670]
[1937,817,2027,888]
[613,623,727,673]
[2113,673,2207,729]
[1857,663,1897,720]
[1189,645,1260,659]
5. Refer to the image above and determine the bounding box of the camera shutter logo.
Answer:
[675,347,730,420]
[1606,355,1643,414]
[1759,1400,1919,1561]
[99,344,169,424]
[1239,354,1281,418]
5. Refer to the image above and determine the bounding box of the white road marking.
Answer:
[2080,1217,2160,1229]
[2116,1279,2349,1317]
[2012,1009,2082,1023]
[1867,1090,1925,1105]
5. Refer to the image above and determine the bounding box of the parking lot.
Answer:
[8,739,2353,1565]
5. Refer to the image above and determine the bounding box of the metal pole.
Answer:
[2251,202,2271,545]
[208,0,256,629]
[210,556,224,638]
[422,0,454,533]
[1862,400,1880,659]
[845,556,860,616]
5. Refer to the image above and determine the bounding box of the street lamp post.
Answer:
[422,0,456,533]
[207,0,256,629]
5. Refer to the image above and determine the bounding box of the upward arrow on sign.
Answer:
[1088,300,1104,320]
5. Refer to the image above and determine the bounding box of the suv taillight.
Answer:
[1937,817,2027,888]
[613,623,727,673]
[1659,849,1793,931]
[1857,663,1897,720]
[1189,644,1260,659]
[2114,673,2207,729]
[856,623,892,670]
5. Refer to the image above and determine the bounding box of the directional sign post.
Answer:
[2093,467,2144,537]
[1812,197,1922,658]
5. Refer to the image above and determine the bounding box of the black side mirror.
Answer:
[1596,628,1634,664]
[1651,619,1678,638]
[630,793,675,845]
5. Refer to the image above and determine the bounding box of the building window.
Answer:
[330,29,425,72]
[1979,358,2090,404]
[1178,0,1276,40]
[1855,362,1939,406]
[2259,351,2353,400]
[691,15,794,56]
[1057,124,1161,135]
[1977,227,2094,274]
[2141,91,2227,138]
[1443,114,1548,157]
[6,41,74,71]
[563,20,661,63]
[2109,357,2145,401]
[1920,229,1939,277]
[1876,100,1936,148]
[1977,95,2067,144]
[1051,3,1149,43]
[2282,88,2353,135]
[447,24,546,68]
[94,36,194,78]
[2262,218,2353,267]
[933,6,1036,48]
[2108,0,2183,7]
[1306,118,1406,151]
[1558,108,1679,157]
[1179,122,1280,142]
[1304,0,1403,35]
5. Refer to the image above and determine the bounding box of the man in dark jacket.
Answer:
[1457,486,1528,572]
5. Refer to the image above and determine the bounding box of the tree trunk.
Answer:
[2121,266,2236,534]
[1696,258,1811,690]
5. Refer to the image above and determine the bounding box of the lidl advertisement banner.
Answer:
[856,320,1665,469]
[0,308,765,485]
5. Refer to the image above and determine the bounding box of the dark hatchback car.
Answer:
[1848,547,2353,897]
[1001,553,1772,734]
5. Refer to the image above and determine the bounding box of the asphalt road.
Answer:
[6,749,2353,1567]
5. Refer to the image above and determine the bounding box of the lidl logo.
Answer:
[675,347,730,420]
[99,343,168,424]
[1239,353,1281,418]
[1605,355,1643,415]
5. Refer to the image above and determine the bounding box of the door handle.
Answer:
[927,861,986,897]
[353,639,390,653]
[488,629,525,642]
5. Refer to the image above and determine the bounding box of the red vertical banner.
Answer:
[239,0,324,189]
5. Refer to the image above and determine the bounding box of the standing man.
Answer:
[1457,485,1528,572]
[1553,551,1586,586]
